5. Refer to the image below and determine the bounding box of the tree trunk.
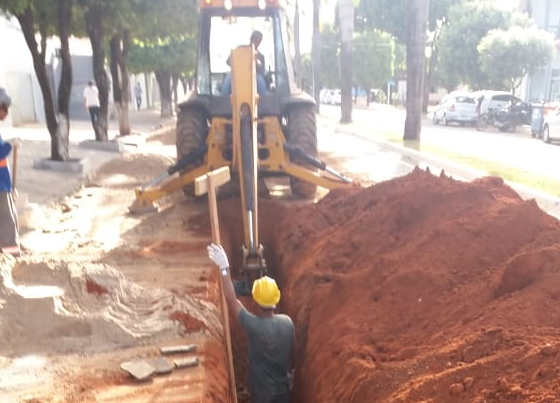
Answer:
[110,31,131,136]
[312,0,321,112]
[155,71,173,117]
[172,74,180,111]
[55,0,73,160]
[339,0,354,124]
[17,9,65,160]
[86,6,109,141]
[403,0,429,141]
[294,0,301,87]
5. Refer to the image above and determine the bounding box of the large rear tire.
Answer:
[286,105,318,199]
[176,108,208,196]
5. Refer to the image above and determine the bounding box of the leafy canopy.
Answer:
[478,26,555,93]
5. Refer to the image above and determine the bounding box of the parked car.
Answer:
[432,92,478,126]
[320,88,332,104]
[474,91,532,127]
[542,106,560,143]
[330,89,341,105]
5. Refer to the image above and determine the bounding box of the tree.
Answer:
[353,30,395,105]
[337,0,354,123]
[128,0,197,117]
[478,26,555,95]
[110,29,132,135]
[319,27,340,88]
[437,1,518,90]
[312,0,321,112]
[78,0,111,141]
[128,37,196,117]
[0,0,74,160]
[403,0,429,141]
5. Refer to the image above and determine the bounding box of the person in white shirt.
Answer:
[83,80,101,137]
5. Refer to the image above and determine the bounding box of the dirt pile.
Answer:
[265,168,560,403]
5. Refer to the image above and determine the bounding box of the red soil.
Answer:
[221,168,560,402]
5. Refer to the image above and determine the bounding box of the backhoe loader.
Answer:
[131,0,353,291]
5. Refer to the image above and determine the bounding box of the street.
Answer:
[318,103,560,186]
[316,103,560,218]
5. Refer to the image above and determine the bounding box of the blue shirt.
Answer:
[0,133,12,192]
[238,309,294,398]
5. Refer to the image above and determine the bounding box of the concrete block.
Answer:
[79,139,124,153]
[33,157,90,174]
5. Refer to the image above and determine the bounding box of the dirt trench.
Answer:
[217,168,560,403]
[3,129,560,402]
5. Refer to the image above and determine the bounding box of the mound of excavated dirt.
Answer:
[260,168,560,403]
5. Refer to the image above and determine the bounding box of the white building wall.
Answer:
[0,16,44,126]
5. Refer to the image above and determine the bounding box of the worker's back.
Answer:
[239,309,294,399]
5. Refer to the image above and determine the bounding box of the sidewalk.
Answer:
[1,108,174,206]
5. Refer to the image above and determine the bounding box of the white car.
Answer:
[542,107,560,143]
[432,92,478,126]
[330,89,341,105]
[320,89,332,104]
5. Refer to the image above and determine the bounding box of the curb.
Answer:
[331,120,560,220]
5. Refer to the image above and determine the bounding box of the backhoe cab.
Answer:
[132,0,352,291]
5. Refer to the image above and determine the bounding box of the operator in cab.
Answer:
[207,243,295,403]
[221,30,268,95]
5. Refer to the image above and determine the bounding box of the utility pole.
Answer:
[404,0,430,140]
[312,0,321,112]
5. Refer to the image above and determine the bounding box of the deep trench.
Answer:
[218,197,303,403]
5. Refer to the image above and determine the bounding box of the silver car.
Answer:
[542,106,560,143]
[432,92,478,126]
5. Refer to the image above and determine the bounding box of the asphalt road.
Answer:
[317,103,560,219]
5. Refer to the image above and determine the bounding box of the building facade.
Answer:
[519,0,560,102]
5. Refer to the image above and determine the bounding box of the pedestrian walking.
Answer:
[207,243,295,403]
[134,82,143,110]
[83,80,101,138]
[0,87,21,257]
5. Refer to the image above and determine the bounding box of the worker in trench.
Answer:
[207,243,295,403]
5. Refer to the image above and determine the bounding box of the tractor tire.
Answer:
[176,108,208,196]
[287,105,318,199]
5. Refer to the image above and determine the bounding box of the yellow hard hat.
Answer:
[252,276,281,308]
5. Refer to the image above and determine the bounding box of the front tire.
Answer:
[443,114,449,126]
[286,105,318,199]
[176,108,208,196]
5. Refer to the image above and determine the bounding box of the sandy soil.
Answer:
[0,126,231,402]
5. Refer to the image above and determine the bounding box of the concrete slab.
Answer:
[146,357,174,375]
[33,157,90,174]
[79,139,124,153]
[173,357,200,369]
[120,359,155,381]
[160,344,197,355]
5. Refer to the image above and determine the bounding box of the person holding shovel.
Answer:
[0,87,21,257]
[207,243,295,403]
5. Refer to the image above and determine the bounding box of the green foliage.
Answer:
[133,0,197,40]
[0,0,58,35]
[353,29,394,90]
[436,1,517,90]
[320,26,340,87]
[128,36,197,78]
[478,26,555,93]
[356,0,472,42]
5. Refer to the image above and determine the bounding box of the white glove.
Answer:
[207,243,229,270]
